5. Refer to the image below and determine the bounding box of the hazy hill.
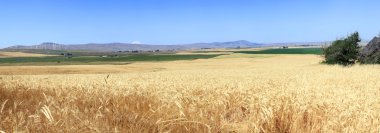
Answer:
[182,40,262,49]
[4,40,264,51]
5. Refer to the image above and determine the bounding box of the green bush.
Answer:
[323,32,361,66]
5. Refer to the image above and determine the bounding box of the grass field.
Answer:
[194,48,323,55]
[0,54,221,65]
[1,53,380,132]
[0,48,320,66]
[235,48,323,55]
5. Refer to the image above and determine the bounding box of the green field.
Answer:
[0,48,323,65]
[0,54,222,65]
[194,48,323,55]
[236,48,323,55]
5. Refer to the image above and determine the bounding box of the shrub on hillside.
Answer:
[323,32,361,66]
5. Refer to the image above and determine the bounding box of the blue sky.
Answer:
[0,0,379,47]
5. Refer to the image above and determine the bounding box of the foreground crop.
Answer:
[1,55,380,132]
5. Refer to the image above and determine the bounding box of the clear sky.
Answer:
[0,0,379,48]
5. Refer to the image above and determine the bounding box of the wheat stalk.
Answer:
[0,99,8,114]
[40,105,54,123]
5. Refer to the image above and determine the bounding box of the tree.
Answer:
[323,32,361,66]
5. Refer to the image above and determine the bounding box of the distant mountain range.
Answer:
[3,40,263,51]
[3,40,325,52]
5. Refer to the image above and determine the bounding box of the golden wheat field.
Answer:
[1,54,380,132]
[0,52,52,58]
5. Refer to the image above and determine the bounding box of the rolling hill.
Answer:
[4,40,263,52]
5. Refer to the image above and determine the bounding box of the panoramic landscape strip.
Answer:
[2,0,380,132]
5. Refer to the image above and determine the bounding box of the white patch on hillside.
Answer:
[131,41,142,44]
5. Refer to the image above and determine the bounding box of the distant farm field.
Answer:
[0,48,321,65]
[0,54,221,65]
[1,52,380,132]
[194,48,323,55]
[236,48,323,54]
[0,51,52,58]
